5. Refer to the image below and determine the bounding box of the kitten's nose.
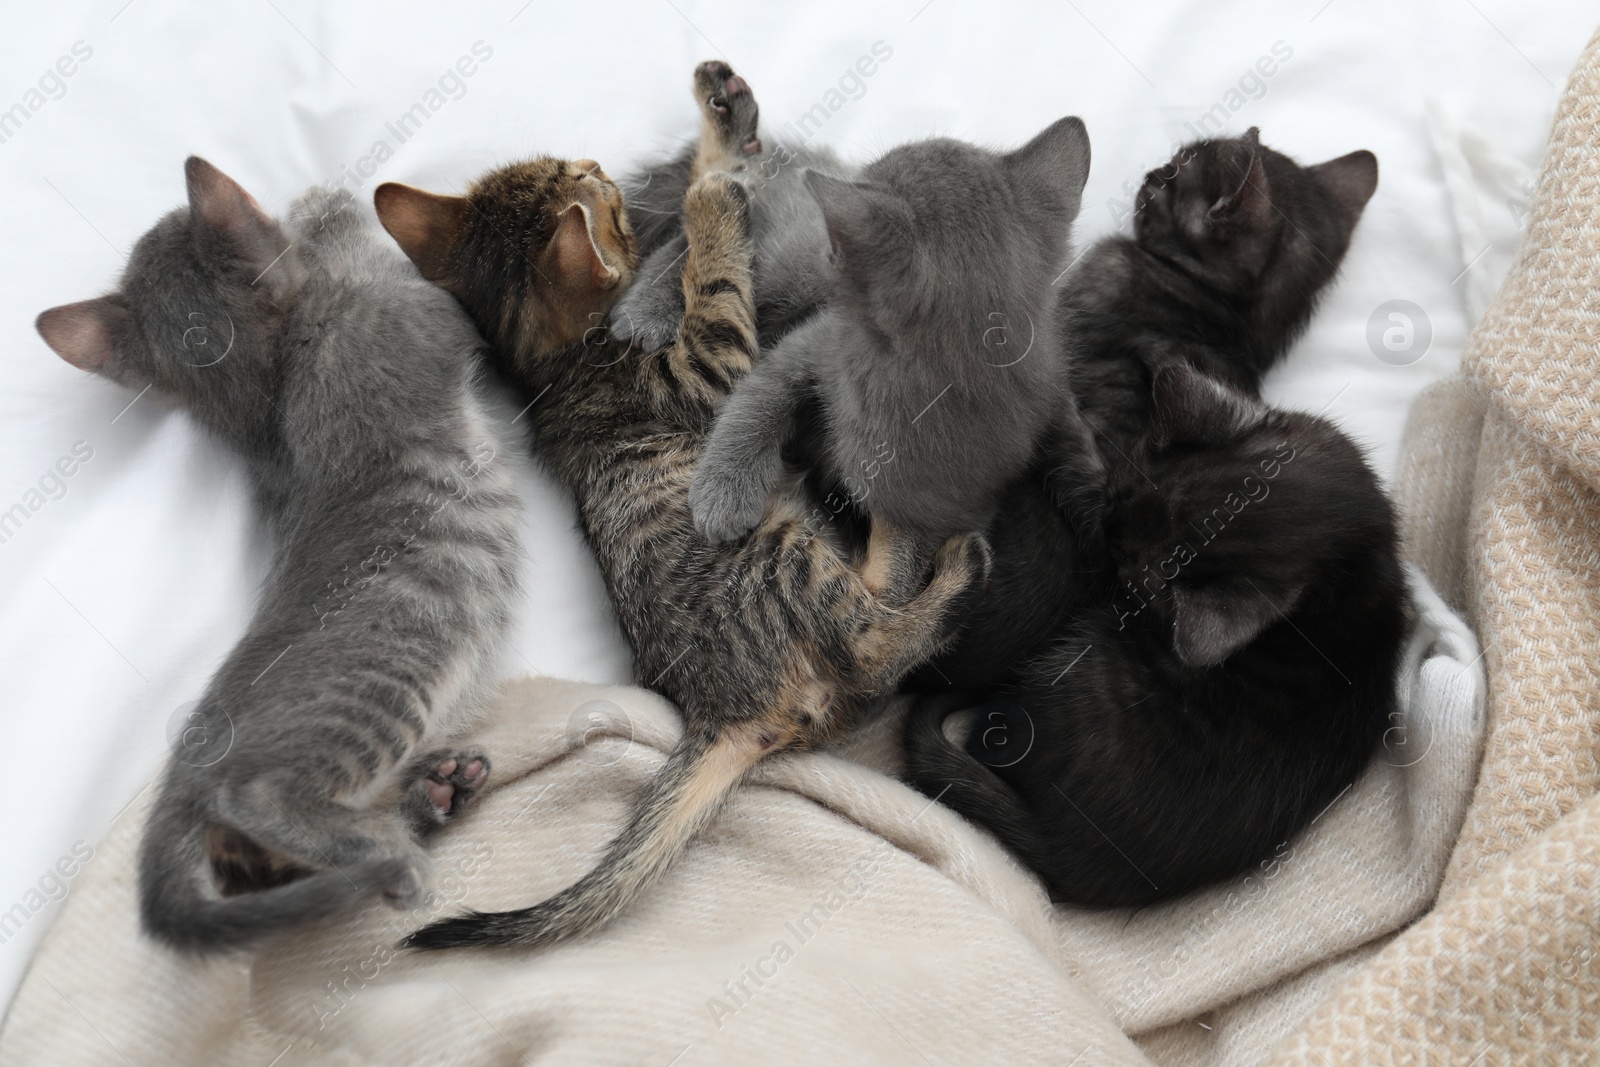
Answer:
[574,159,608,180]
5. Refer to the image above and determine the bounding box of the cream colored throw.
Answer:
[5,29,1600,1067]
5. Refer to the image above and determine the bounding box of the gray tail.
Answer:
[406,724,762,950]
[137,809,403,954]
[902,695,1044,863]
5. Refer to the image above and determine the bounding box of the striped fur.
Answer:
[380,91,983,950]
[39,162,522,952]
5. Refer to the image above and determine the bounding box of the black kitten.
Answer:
[908,365,1408,906]
[906,133,1409,908]
[1072,126,1379,455]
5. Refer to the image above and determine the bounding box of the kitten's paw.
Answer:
[608,301,680,353]
[693,60,762,156]
[685,172,753,236]
[349,854,427,911]
[688,470,767,543]
[379,863,426,911]
[403,750,491,837]
[935,532,995,589]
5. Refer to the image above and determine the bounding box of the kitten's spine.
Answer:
[405,723,765,949]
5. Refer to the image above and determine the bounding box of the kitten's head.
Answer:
[801,117,1090,340]
[36,158,304,448]
[1105,363,1394,668]
[374,157,636,361]
[1133,127,1377,298]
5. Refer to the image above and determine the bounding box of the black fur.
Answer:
[906,132,1408,908]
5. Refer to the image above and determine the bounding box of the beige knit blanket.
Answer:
[5,30,1599,1067]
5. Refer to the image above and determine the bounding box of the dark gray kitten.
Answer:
[36,159,521,953]
[688,118,1099,546]
[610,60,851,350]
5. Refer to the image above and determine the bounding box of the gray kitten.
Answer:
[610,60,854,350]
[36,159,522,953]
[688,118,1101,546]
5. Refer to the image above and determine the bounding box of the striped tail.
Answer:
[405,723,766,950]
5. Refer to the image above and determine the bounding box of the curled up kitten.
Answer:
[37,160,521,952]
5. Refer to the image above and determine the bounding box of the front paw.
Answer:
[609,302,679,353]
[689,468,768,543]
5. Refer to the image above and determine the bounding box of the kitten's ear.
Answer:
[184,157,295,299]
[1309,149,1379,218]
[802,170,899,254]
[1151,362,1264,447]
[374,183,467,284]
[551,202,621,290]
[37,296,133,373]
[1208,127,1269,227]
[1171,579,1302,667]
[1008,116,1091,211]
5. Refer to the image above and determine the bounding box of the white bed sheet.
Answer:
[0,0,1590,1014]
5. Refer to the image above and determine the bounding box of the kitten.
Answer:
[1072,126,1380,455]
[37,160,522,952]
[906,133,1406,907]
[374,73,984,949]
[914,129,1380,691]
[908,365,1408,906]
[611,60,851,350]
[688,118,1103,548]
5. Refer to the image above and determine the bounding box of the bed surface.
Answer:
[1,0,1590,1012]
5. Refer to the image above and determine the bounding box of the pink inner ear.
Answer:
[37,300,121,371]
[186,156,273,242]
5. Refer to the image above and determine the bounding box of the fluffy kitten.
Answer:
[37,160,521,952]
[688,118,1102,547]
[1073,126,1380,454]
[375,73,983,949]
[611,60,851,350]
[907,132,1408,907]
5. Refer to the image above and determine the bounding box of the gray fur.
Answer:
[689,118,1099,544]
[611,83,852,350]
[37,160,521,952]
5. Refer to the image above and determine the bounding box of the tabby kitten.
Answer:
[37,160,521,952]
[611,60,852,350]
[375,76,983,949]
[688,118,1102,548]
[906,133,1407,908]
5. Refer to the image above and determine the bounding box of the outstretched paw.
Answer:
[693,60,762,157]
[404,750,490,837]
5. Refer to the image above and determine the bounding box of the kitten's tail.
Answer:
[404,722,763,950]
[902,694,1044,862]
[138,803,406,954]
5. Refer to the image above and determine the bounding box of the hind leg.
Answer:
[855,516,950,600]
[401,749,491,838]
[690,60,763,178]
[216,773,428,907]
[851,531,992,691]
